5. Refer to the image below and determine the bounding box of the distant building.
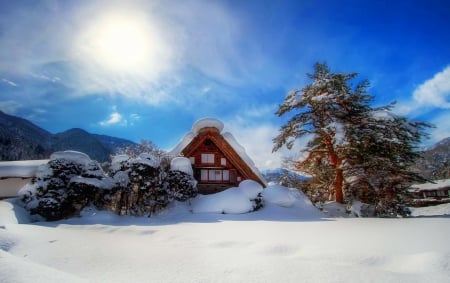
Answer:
[0,160,48,199]
[169,118,266,194]
[408,179,450,199]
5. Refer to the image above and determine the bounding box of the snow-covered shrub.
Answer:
[107,154,162,215]
[20,151,111,221]
[106,153,199,216]
[165,170,198,202]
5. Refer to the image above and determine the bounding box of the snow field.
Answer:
[1,215,449,283]
[1,194,450,283]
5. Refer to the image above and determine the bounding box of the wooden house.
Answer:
[408,179,450,199]
[170,118,266,194]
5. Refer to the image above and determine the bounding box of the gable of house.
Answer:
[170,118,266,194]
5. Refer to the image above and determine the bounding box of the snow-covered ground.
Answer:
[1,190,450,283]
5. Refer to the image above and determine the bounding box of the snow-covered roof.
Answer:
[0,160,49,178]
[192,118,224,134]
[409,179,450,192]
[50,151,91,165]
[169,118,267,186]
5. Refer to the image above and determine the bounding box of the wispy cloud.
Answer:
[100,111,124,126]
[0,100,21,114]
[0,0,275,108]
[1,78,18,87]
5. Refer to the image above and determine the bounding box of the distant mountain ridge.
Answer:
[0,110,136,162]
[413,137,450,180]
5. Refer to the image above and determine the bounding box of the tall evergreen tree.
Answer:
[273,62,431,211]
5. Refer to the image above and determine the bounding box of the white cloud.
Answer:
[397,66,450,115]
[413,66,450,108]
[100,112,124,126]
[225,120,282,170]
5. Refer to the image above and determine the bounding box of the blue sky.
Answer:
[1,0,449,169]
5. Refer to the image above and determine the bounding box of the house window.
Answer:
[201,153,215,164]
[223,170,229,181]
[201,169,208,181]
[209,170,222,181]
[189,157,195,164]
[197,169,232,182]
[221,158,226,166]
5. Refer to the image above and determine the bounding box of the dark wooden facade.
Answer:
[180,127,265,194]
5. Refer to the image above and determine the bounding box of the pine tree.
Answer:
[273,62,431,211]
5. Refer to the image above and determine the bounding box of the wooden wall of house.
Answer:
[189,138,234,169]
[186,138,243,194]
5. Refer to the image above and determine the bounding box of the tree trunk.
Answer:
[324,138,345,203]
[334,168,344,203]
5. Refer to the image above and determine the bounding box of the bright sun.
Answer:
[96,18,150,70]
[79,10,166,74]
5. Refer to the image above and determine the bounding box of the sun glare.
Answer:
[78,10,169,74]
[97,19,150,70]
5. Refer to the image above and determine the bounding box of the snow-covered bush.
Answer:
[107,154,198,216]
[165,170,197,202]
[20,151,112,221]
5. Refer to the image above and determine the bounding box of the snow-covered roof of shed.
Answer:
[409,179,450,191]
[0,160,49,178]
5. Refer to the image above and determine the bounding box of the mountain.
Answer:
[413,137,450,180]
[0,110,136,162]
[0,110,53,160]
[51,128,113,162]
[262,168,310,184]
[93,134,137,153]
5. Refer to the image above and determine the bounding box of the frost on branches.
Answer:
[20,151,197,220]
[273,62,431,216]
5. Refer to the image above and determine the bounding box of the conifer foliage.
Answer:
[273,62,431,215]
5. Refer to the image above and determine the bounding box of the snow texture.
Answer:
[134,153,160,167]
[191,117,224,134]
[170,157,193,176]
[69,176,115,190]
[409,179,450,191]
[50,151,91,165]
[262,185,302,207]
[191,180,263,214]
[371,109,396,121]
